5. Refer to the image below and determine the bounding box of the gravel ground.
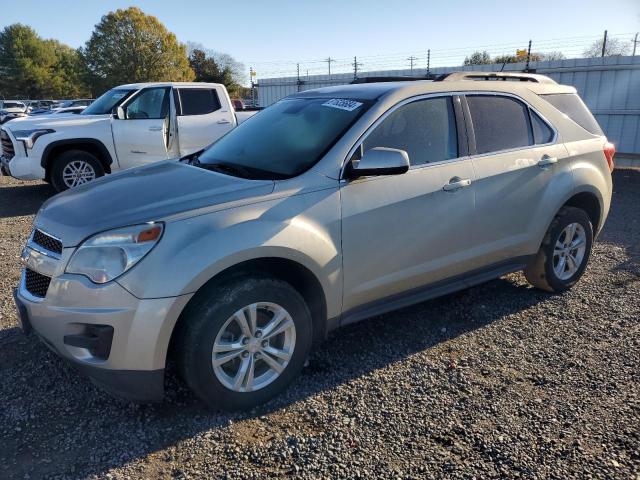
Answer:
[0,170,638,479]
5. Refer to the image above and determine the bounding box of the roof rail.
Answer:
[439,72,557,84]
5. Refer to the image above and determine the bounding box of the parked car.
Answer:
[0,101,28,124]
[0,83,257,191]
[14,72,613,409]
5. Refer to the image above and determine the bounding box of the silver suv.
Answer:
[15,72,614,409]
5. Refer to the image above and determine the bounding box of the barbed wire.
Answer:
[247,32,638,80]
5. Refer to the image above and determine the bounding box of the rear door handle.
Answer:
[148,126,163,132]
[217,119,231,124]
[443,177,472,192]
[538,156,558,167]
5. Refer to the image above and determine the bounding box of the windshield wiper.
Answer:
[195,160,287,180]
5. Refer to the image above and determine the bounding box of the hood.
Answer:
[35,161,275,247]
[4,114,109,131]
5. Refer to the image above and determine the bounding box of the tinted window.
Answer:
[179,89,221,115]
[363,97,458,166]
[542,93,603,135]
[125,88,169,119]
[531,110,554,144]
[467,95,533,154]
[198,97,370,178]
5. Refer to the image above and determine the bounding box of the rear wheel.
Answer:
[50,150,104,192]
[524,206,593,292]
[177,276,313,410]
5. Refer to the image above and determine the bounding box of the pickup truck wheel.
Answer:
[524,206,593,292]
[50,150,104,192]
[178,276,313,410]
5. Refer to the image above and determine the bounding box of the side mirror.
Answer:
[349,147,410,178]
[115,106,126,120]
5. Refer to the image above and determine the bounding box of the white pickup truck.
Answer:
[0,82,257,191]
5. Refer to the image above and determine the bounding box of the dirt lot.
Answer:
[0,170,638,479]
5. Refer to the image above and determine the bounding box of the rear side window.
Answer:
[363,96,458,166]
[531,110,554,144]
[542,93,602,135]
[178,88,221,116]
[467,95,533,154]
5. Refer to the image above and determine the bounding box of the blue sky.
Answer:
[2,0,639,78]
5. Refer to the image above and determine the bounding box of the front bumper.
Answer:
[15,262,192,402]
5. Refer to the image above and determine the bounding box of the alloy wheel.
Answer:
[553,222,587,280]
[62,160,96,188]
[212,302,296,393]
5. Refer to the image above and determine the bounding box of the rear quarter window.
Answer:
[541,93,603,136]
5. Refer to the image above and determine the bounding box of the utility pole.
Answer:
[324,57,334,77]
[602,30,608,57]
[249,67,255,106]
[426,49,431,78]
[407,55,417,74]
[352,56,362,80]
[525,39,532,72]
[633,32,639,56]
[296,63,301,92]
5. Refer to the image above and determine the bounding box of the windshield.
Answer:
[3,102,23,109]
[82,88,135,115]
[197,97,371,179]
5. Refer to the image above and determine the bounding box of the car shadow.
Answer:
[0,180,55,218]
[0,275,551,479]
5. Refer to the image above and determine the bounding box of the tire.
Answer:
[524,206,593,293]
[177,276,313,410]
[50,150,104,192]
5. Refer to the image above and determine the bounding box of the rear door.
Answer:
[111,87,172,170]
[340,95,477,312]
[175,86,236,156]
[465,93,568,267]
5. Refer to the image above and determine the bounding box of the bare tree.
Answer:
[583,37,630,57]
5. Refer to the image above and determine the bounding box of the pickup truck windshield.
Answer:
[82,88,135,115]
[197,97,371,179]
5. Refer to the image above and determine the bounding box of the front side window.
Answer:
[178,89,221,115]
[124,88,169,119]
[363,96,458,166]
[197,97,371,179]
[467,95,533,154]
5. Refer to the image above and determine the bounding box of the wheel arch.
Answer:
[42,139,113,179]
[562,189,603,235]
[166,256,329,367]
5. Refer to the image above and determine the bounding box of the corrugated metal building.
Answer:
[257,55,640,154]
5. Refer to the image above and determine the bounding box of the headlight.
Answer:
[12,129,55,149]
[66,223,163,284]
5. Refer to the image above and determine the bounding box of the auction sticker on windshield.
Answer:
[322,99,363,112]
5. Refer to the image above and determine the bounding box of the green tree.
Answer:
[187,42,245,96]
[81,7,194,95]
[463,51,492,66]
[0,24,87,99]
[189,49,221,82]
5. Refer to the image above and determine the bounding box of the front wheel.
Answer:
[524,206,593,292]
[177,276,313,410]
[50,150,104,192]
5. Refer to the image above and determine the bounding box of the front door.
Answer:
[112,87,172,170]
[340,95,477,313]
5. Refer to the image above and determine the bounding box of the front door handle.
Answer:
[538,155,558,167]
[217,119,231,124]
[148,126,163,132]
[443,177,472,192]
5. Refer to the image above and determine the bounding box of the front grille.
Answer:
[0,129,14,160]
[32,229,63,254]
[25,268,51,298]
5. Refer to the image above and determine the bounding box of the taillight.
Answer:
[603,141,615,172]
